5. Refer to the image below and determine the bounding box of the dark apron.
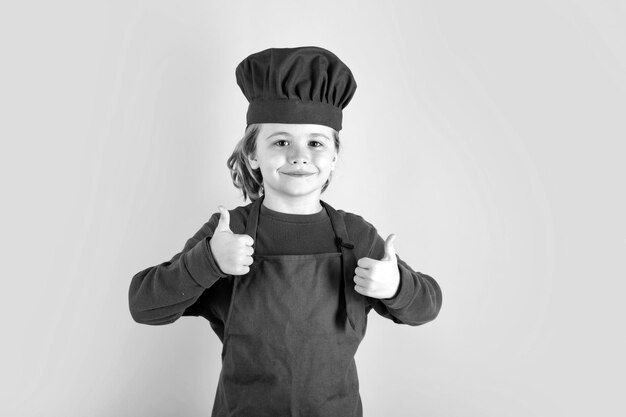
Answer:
[212,196,366,417]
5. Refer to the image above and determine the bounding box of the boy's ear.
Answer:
[248,154,259,169]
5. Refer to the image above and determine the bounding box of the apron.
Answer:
[212,195,366,417]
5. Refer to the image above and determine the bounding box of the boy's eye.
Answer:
[273,140,324,147]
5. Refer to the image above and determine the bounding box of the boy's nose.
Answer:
[288,148,309,164]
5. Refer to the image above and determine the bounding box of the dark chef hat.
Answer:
[235,46,357,131]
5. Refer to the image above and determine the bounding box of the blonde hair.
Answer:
[227,124,341,202]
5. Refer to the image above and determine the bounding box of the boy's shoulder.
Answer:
[329,206,383,257]
[222,200,255,235]
[331,206,372,227]
[332,207,379,240]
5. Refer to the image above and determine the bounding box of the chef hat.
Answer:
[235,46,357,131]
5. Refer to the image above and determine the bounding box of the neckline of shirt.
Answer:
[260,203,329,223]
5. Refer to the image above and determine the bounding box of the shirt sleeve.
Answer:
[364,226,443,326]
[128,212,228,325]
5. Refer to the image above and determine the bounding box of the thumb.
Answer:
[382,233,397,262]
[216,206,232,233]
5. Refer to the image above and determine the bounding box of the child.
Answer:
[129,46,442,417]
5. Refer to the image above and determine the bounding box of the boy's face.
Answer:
[250,123,338,201]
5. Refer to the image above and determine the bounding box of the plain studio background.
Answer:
[1,1,624,416]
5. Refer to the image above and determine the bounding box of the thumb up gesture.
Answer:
[209,206,255,276]
[353,234,401,299]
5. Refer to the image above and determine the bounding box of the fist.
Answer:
[209,206,255,276]
[353,234,401,299]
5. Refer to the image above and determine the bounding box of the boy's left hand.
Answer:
[353,234,401,300]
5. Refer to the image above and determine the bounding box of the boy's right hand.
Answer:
[209,206,255,276]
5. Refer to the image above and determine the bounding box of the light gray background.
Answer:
[1,1,624,416]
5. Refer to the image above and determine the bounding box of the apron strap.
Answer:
[245,196,263,239]
[321,200,361,332]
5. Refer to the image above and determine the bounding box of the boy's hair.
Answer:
[227,123,341,202]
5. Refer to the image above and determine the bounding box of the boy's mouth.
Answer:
[282,173,315,178]
[281,170,316,177]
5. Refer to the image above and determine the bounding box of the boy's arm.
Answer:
[364,228,443,326]
[128,212,228,325]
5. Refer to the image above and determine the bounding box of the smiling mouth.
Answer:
[281,172,316,177]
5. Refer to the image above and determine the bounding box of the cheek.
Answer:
[258,153,284,170]
[313,153,335,167]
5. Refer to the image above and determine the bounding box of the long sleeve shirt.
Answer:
[128,201,443,340]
